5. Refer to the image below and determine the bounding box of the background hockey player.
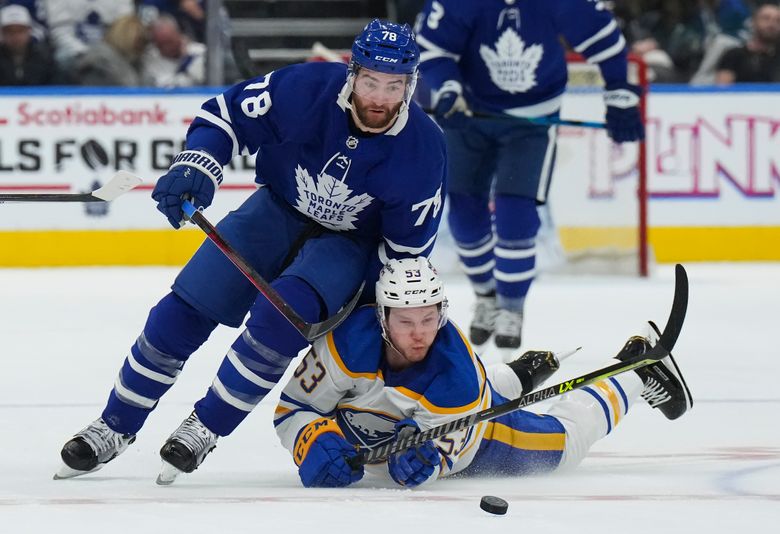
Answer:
[274,258,692,488]
[414,0,646,351]
[56,19,447,485]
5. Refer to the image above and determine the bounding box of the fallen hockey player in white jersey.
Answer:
[274,258,693,487]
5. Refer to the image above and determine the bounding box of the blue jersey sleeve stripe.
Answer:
[586,34,626,64]
[195,108,240,158]
[573,19,618,53]
[278,392,334,417]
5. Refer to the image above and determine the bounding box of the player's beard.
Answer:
[352,94,403,131]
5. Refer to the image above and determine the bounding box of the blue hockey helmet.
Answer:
[350,19,419,75]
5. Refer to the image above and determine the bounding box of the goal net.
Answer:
[540,53,650,276]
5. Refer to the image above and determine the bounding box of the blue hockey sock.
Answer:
[448,192,496,294]
[195,276,323,436]
[493,195,540,311]
[102,292,218,434]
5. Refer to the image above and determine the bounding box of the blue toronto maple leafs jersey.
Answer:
[415,0,629,116]
[184,62,447,259]
[274,306,492,480]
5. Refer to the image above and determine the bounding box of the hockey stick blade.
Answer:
[348,264,689,467]
[181,200,362,341]
[0,171,142,203]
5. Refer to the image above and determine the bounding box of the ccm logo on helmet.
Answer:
[404,289,428,295]
[374,56,399,63]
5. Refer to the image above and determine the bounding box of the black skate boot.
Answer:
[507,350,560,393]
[616,327,693,420]
[55,418,136,479]
[470,293,497,345]
[494,308,523,349]
[157,411,218,485]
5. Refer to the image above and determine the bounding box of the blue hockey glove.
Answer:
[604,82,645,143]
[387,418,440,488]
[295,418,364,488]
[432,80,472,130]
[151,149,222,228]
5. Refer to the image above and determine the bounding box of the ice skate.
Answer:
[55,418,135,479]
[470,293,497,345]
[156,411,218,485]
[616,327,693,420]
[494,308,523,349]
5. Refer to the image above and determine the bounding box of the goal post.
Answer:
[543,52,650,276]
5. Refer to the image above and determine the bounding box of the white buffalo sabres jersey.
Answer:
[274,306,492,480]
[415,0,629,117]
[186,62,447,259]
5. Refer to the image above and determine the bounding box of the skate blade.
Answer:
[53,462,102,480]
[156,461,183,486]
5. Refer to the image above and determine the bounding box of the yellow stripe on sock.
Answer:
[594,381,622,427]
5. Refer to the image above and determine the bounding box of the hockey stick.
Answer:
[0,171,142,203]
[348,263,688,467]
[422,108,606,129]
[181,200,364,341]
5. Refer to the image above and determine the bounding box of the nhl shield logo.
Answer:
[346,136,359,149]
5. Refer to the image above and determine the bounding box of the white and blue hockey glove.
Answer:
[432,80,472,130]
[152,149,222,228]
[295,418,364,488]
[387,418,440,488]
[603,82,645,143]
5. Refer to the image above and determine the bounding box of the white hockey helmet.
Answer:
[375,257,448,337]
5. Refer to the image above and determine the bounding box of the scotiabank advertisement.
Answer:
[0,90,257,230]
[0,87,779,263]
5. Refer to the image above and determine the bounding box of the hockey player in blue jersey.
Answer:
[55,19,447,484]
[414,0,646,351]
[274,257,692,488]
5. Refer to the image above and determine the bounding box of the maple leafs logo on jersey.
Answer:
[293,165,374,231]
[479,28,543,94]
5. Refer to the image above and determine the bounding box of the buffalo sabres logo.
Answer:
[337,409,396,448]
[293,152,374,231]
[479,27,543,93]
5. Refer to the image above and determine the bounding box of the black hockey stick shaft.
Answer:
[181,200,362,341]
[349,264,688,467]
[422,108,606,129]
[0,171,142,203]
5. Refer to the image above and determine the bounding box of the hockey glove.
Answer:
[603,82,645,143]
[432,80,472,130]
[507,350,560,394]
[152,149,222,228]
[295,418,364,488]
[387,418,440,488]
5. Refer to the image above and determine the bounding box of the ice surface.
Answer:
[1,263,778,533]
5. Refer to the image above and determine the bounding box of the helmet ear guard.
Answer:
[375,257,449,341]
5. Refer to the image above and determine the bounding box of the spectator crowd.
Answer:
[0,0,209,86]
[1,0,779,87]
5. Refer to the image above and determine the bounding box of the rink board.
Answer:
[0,86,779,266]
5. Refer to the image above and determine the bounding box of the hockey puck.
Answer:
[479,495,508,515]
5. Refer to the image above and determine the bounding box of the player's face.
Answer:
[386,305,440,367]
[351,69,407,129]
